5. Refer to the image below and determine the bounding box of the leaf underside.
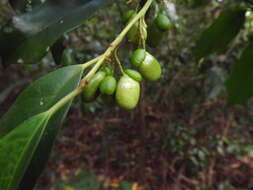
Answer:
[194,7,246,61]
[0,112,50,190]
[0,65,84,190]
[0,0,111,65]
[225,43,253,105]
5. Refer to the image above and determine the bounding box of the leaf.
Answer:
[0,65,83,135]
[0,0,111,64]
[0,112,51,190]
[225,43,253,105]
[194,7,245,61]
[0,64,84,190]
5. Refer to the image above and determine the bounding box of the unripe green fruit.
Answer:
[155,13,171,31]
[130,49,146,67]
[124,69,142,82]
[147,23,164,48]
[139,52,161,81]
[147,14,171,47]
[130,49,161,81]
[122,10,138,43]
[128,25,139,43]
[83,71,106,102]
[99,76,117,95]
[101,66,113,76]
[122,10,136,24]
[116,75,140,110]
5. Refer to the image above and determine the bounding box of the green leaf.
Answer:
[0,0,111,64]
[0,64,84,190]
[194,7,245,61]
[225,43,253,105]
[0,65,83,135]
[0,112,51,190]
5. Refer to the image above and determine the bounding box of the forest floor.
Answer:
[1,65,253,190]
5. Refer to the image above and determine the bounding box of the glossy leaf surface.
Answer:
[0,112,50,190]
[0,64,84,190]
[194,7,245,61]
[0,0,111,64]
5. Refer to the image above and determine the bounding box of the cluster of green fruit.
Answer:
[122,10,172,47]
[81,8,171,110]
[82,49,161,110]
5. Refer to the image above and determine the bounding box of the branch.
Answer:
[48,0,153,116]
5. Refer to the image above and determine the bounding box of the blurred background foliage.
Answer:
[1,0,253,189]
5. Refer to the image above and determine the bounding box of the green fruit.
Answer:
[116,75,140,110]
[139,51,161,81]
[99,76,117,95]
[130,49,162,81]
[124,69,142,82]
[127,25,139,43]
[122,10,138,43]
[130,49,146,67]
[101,66,113,75]
[122,10,136,24]
[155,13,171,31]
[83,71,106,102]
[147,14,171,47]
[147,23,164,48]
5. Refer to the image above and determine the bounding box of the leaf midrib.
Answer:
[6,113,50,190]
[44,66,83,110]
